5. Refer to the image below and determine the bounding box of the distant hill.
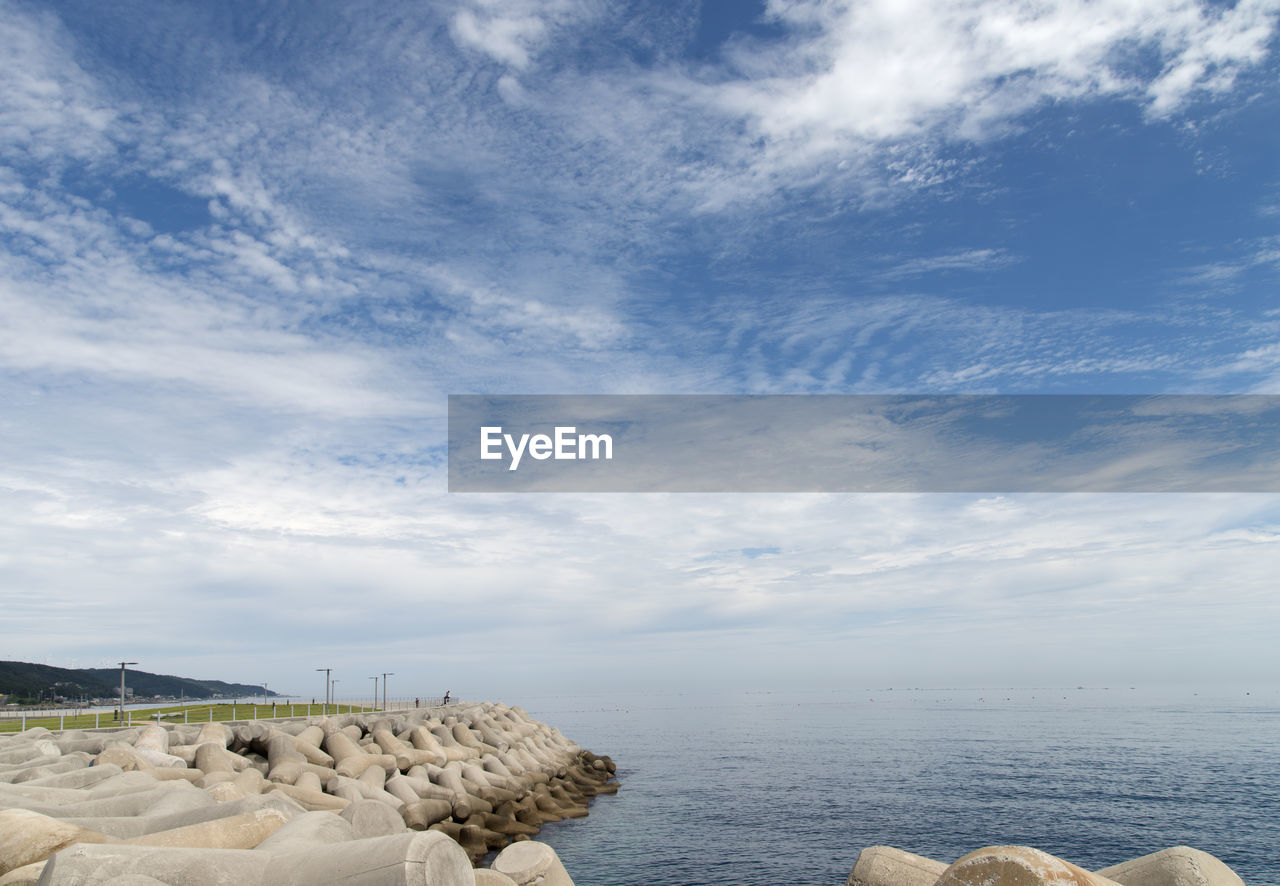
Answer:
[0,660,274,704]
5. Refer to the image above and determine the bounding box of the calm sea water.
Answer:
[513,688,1280,886]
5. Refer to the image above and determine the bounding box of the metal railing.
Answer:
[0,696,456,734]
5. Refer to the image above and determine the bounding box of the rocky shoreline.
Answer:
[0,701,615,884]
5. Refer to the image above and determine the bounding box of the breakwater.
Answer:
[1,698,1256,886]
[0,701,616,884]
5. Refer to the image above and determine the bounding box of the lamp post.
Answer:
[315,668,331,714]
[261,681,269,706]
[330,679,340,710]
[381,672,394,711]
[118,661,137,722]
[369,676,378,711]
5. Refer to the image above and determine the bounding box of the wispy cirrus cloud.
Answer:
[877,248,1020,281]
[3,0,1276,400]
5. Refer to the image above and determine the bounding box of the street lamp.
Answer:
[330,679,341,708]
[261,681,269,706]
[118,661,137,722]
[381,672,394,711]
[369,676,378,711]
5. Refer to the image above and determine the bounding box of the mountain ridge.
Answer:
[0,660,274,703]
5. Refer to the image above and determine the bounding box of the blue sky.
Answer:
[2,0,1279,699]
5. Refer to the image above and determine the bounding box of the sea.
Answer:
[511,687,1280,886]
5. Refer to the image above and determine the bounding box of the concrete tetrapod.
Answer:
[265,830,473,886]
[936,847,1126,886]
[251,809,356,853]
[846,846,949,886]
[131,729,168,756]
[491,841,575,886]
[0,770,157,815]
[37,830,475,886]
[1097,847,1247,886]
[1,746,60,764]
[35,844,272,885]
[0,862,49,886]
[323,732,396,780]
[261,781,349,812]
[202,783,244,804]
[339,799,409,839]
[0,746,49,767]
[0,760,69,784]
[61,793,302,841]
[400,798,454,830]
[91,747,155,774]
[7,757,92,784]
[472,871,519,886]
[122,806,291,850]
[404,727,449,767]
[0,810,111,876]
[17,766,125,792]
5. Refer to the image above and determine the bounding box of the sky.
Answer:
[2,0,1279,701]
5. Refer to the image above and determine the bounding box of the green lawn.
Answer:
[0,702,375,734]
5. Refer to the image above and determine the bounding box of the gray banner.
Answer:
[447,395,1280,492]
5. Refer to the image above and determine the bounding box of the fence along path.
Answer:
[0,697,450,734]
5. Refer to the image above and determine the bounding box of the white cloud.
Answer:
[0,6,123,165]
[879,248,1019,280]
[1203,342,1280,384]
[452,8,546,69]
[725,0,1278,140]
[449,0,600,70]
[422,0,1277,221]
